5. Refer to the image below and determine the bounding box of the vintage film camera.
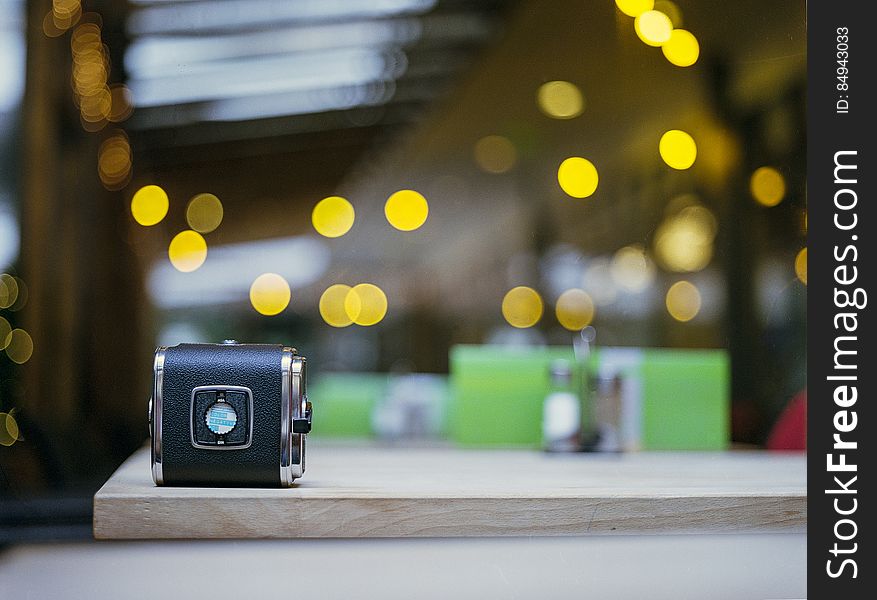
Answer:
[149,342,311,487]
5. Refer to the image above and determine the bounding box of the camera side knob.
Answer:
[292,398,312,434]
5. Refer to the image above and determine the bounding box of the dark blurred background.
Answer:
[1,0,804,539]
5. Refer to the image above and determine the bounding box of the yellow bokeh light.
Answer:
[662,29,699,67]
[53,1,80,15]
[654,0,682,26]
[666,281,701,322]
[5,328,34,364]
[611,244,656,292]
[7,277,27,311]
[319,284,356,327]
[557,157,599,198]
[0,412,21,447]
[71,34,104,57]
[0,273,18,309]
[312,196,355,238]
[71,41,103,65]
[98,132,131,191]
[615,0,654,18]
[131,185,169,226]
[555,289,595,331]
[98,136,130,175]
[537,81,584,120]
[71,22,100,49]
[345,283,387,326]
[168,230,208,273]
[795,248,807,285]
[750,166,786,207]
[659,129,697,170]
[72,60,108,95]
[250,273,291,316]
[80,115,108,133]
[679,205,718,238]
[79,86,112,123]
[43,11,64,37]
[108,84,134,122]
[635,10,673,47]
[502,286,543,328]
[5,413,19,439]
[52,0,81,30]
[385,189,429,231]
[186,193,224,234]
[654,206,716,273]
[0,316,11,350]
[474,135,517,174]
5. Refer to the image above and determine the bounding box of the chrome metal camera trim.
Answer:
[291,354,306,479]
[280,348,293,487]
[189,385,254,450]
[280,348,306,487]
[151,347,167,485]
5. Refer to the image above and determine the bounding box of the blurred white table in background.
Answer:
[0,534,805,599]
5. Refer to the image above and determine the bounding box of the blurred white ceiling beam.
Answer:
[129,47,407,107]
[126,19,422,78]
[128,0,437,36]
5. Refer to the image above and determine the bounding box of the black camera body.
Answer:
[149,342,311,487]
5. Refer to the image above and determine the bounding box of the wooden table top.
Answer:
[93,445,806,539]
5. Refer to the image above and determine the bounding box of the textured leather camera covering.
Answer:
[161,344,282,486]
